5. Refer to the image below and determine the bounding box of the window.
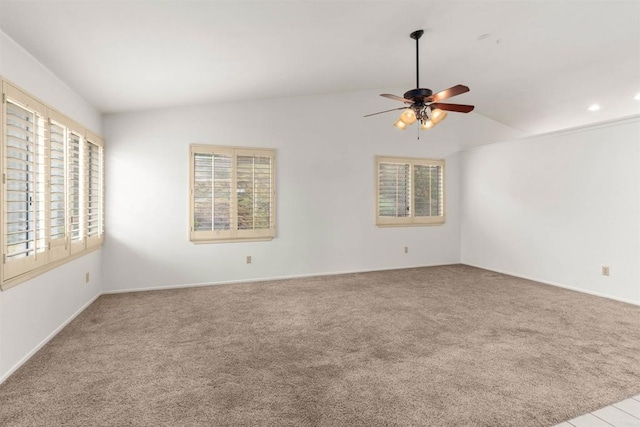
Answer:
[1,80,105,289]
[190,145,275,243]
[375,156,445,226]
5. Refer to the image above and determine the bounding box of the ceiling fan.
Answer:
[365,29,474,131]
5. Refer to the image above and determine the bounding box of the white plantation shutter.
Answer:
[236,151,273,239]
[378,162,411,218]
[193,151,233,238]
[2,85,48,280]
[85,134,104,247]
[67,130,85,253]
[414,164,443,218]
[375,156,445,226]
[48,120,69,261]
[190,145,275,242]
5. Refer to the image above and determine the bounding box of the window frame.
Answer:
[1,78,105,290]
[375,155,446,227]
[189,144,276,244]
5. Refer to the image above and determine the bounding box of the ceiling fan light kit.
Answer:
[365,29,474,134]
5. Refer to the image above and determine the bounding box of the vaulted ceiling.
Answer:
[0,0,638,135]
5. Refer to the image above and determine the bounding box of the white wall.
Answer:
[102,91,521,292]
[0,30,103,381]
[461,117,640,304]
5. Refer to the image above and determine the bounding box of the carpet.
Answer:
[1,265,639,426]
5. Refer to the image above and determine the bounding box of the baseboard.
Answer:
[101,262,461,295]
[462,263,640,307]
[0,293,101,385]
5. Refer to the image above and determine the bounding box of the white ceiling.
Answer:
[0,0,639,135]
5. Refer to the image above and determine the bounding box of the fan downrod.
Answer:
[409,29,425,89]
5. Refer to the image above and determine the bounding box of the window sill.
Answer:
[376,220,446,227]
[191,236,275,244]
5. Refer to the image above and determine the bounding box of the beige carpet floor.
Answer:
[1,264,639,426]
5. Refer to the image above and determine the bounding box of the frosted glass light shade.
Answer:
[393,118,408,130]
[399,109,417,124]
[420,119,435,130]
[431,109,448,124]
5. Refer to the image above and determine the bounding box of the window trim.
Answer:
[375,155,446,227]
[189,144,276,244]
[1,78,105,291]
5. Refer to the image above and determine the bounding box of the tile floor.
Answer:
[554,395,640,427]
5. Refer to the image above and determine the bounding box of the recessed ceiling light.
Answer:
[588,104,600,111]
[634,93,640,100]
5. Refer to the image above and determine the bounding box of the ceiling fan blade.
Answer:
[428,85,470,102]
[364,107,407,118]
[380,94,415,104]
[430,102,475,113]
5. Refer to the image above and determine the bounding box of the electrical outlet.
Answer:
[85,272,90,283]
[404,246,409,254]
[601,266,610,276]
[246,256,252,264]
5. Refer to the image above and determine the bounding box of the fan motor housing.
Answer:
[404,88,433,104]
